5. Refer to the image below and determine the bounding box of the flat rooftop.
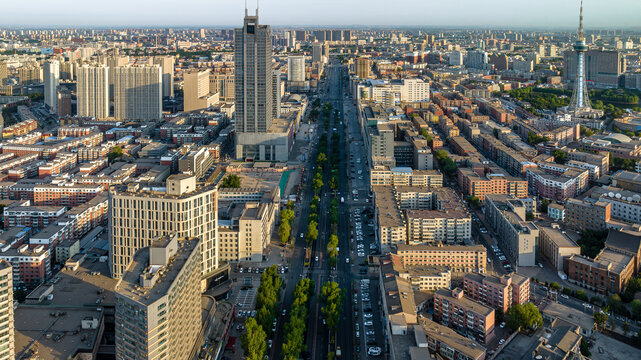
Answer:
[435,288,494,317]
[115,237,199,306]
[422,319,486,359]
[539,226,580,248]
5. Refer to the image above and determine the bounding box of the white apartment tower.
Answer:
[0,261,14,360]
[44,60,59,114]
[77,65,109,119]
[287,56,305,82]
[153,56,175,98]
[113,65,162,121]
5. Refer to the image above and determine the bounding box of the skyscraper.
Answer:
[273,69,281,118]
[115,235,202,360]
[287,56,305,82]
[185,69,218,112]
[356,57,370,79]
[113,65,162,121]
[109,175,218,280]
[153,56,175,98]
[107,55,130,99]
[0,261,14,360]
[0,61,8,84]
[77,65,109,119]
[234,8,272,133]
[235,7,292,161]
[44,60,59,114]
[312,43,322,63]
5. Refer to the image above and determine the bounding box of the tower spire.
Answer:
[578,0,584,40]
[245,0,248,16]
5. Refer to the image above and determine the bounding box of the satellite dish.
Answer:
[608,192,615,198]
[627,197,633,202]
[633,195,641,202]
[616,193,622,199]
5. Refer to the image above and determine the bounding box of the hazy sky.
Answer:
[1,0,640,28]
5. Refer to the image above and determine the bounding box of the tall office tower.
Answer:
[113,65,162,121]
[332,30,343,42]
[107,55,129,98]
[0,61,8,84]
[273,69,281,118]
[115,235,201,360]
[234,8,273,133]
[287,56,305,82]
[312,43,322,63]
[185,69,217,112]
[569,0,592,112]
[356,57,370,79]
[77,65,109,119]
[209,70,235,103]
[154,56,175,98]
[109,175,218,280]
[0,261,15,360]
[466,50,488,69]
[44,60,60,114]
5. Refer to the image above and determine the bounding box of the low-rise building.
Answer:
[396,244,487,273]
[538,225,581,271]
[433,288,495,344]
[380,254,451,292]
[463,273,530,313]
[564,198,611,231]
[458,167,528,201]
[565,249,635,295]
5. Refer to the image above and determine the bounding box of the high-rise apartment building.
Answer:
[107,55,130,98]
[466,50,488,69]
[287,56,305,82]
[0,61,8,84]
[113,65,162,121]
[109,175,218,280]
[234,9,273,133]
[44,60,59,114]
[0,261,15,360]
[185,69,218,112]
[115,235,201,360]
[77,65,109,119]
[356,57,370,79]
[153,56,175,98]
[272,69,281,119]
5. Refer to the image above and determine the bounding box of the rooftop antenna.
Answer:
[256,0,259,16]
[245,0,248,16]
[578,0,584,40]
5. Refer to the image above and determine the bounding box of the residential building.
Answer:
[379,254,451,292]
[433,288,495,344]
[565,248,635,295]
[484,194,539,267]
[564,198,610,231]
[218,201,276,262]
[209,70,235,103]
[356,57,370,79]
[115,235,201,360]
[458,167,528,201]
[3,200,66,230]
[77,65,109,119]
[396,244,487,273]
[287,56,305,82]
[184,69,218,112]
[153,56,175,98]
[406,208,471,245]
[589,186,641,225]
[612,170,641,193]
[538,225,581,271]
[563,49,625,88]
[0,243,51,286]
[113,65,162,121]
[109,175,218,281]
[422,320,486,360]
[547,203,565,221]
[463,273,530,313]
[0,261,14,360]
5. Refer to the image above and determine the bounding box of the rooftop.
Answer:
[435,288,494,317]
[422,319,486,359]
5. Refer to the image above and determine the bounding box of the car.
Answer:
[251,310,257,317]
[282,309,287,316]
[499,339,505,345]
[346,258,350,263]
[364,321,373,326]
[315,256,319,262]
[239,268,243,273]
[355,330,360,338]
[368,347,381,356]
[487,258,492,263]
[355,323,359,331]
[366,330,375,336]
[560,294,569,299]
[301,233,304,238]
[355,346,360,353]
[538,263,544,268]
[236,302,243,307]
[268,340,273,348]
[500,322,505,328]
[363,313,373,318]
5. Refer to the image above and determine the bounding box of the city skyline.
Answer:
[1,0,641,29]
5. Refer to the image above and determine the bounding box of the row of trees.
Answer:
[327,234,339,267]
[220,174,241,188]
[241,265,283,360]
[278,201,296,243]
[320,281,344,333]
[282,278,315,360]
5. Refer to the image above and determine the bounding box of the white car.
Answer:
[500,322,505,328]
[499,339,505,345]
[364,321,373,326]
[368,347,381,356]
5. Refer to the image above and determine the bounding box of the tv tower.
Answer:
[568,0,592,113]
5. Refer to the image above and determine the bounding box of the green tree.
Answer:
[306,221,318,244]
[577,229,609,259]
[580,338,591,357]
[468,196,481,208]
[553,149,567,164]
[594,310,608,331]
[549,282,561,290]
[580,125,594,137]
[279,221,291,243]
[506,303,543,332]
[286,200,295,211]
[221,174,241,188]
[320,281,343,331]
[107,146,123,162]
[623,321,631,336]
[242,317,267,360]
[316,152,327,165]
[631,299,641,320]
[281,209,295,225]
[526,212,534,221]
[329,176,338,190]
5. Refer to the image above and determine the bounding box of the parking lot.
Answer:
[353,278,384,358]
